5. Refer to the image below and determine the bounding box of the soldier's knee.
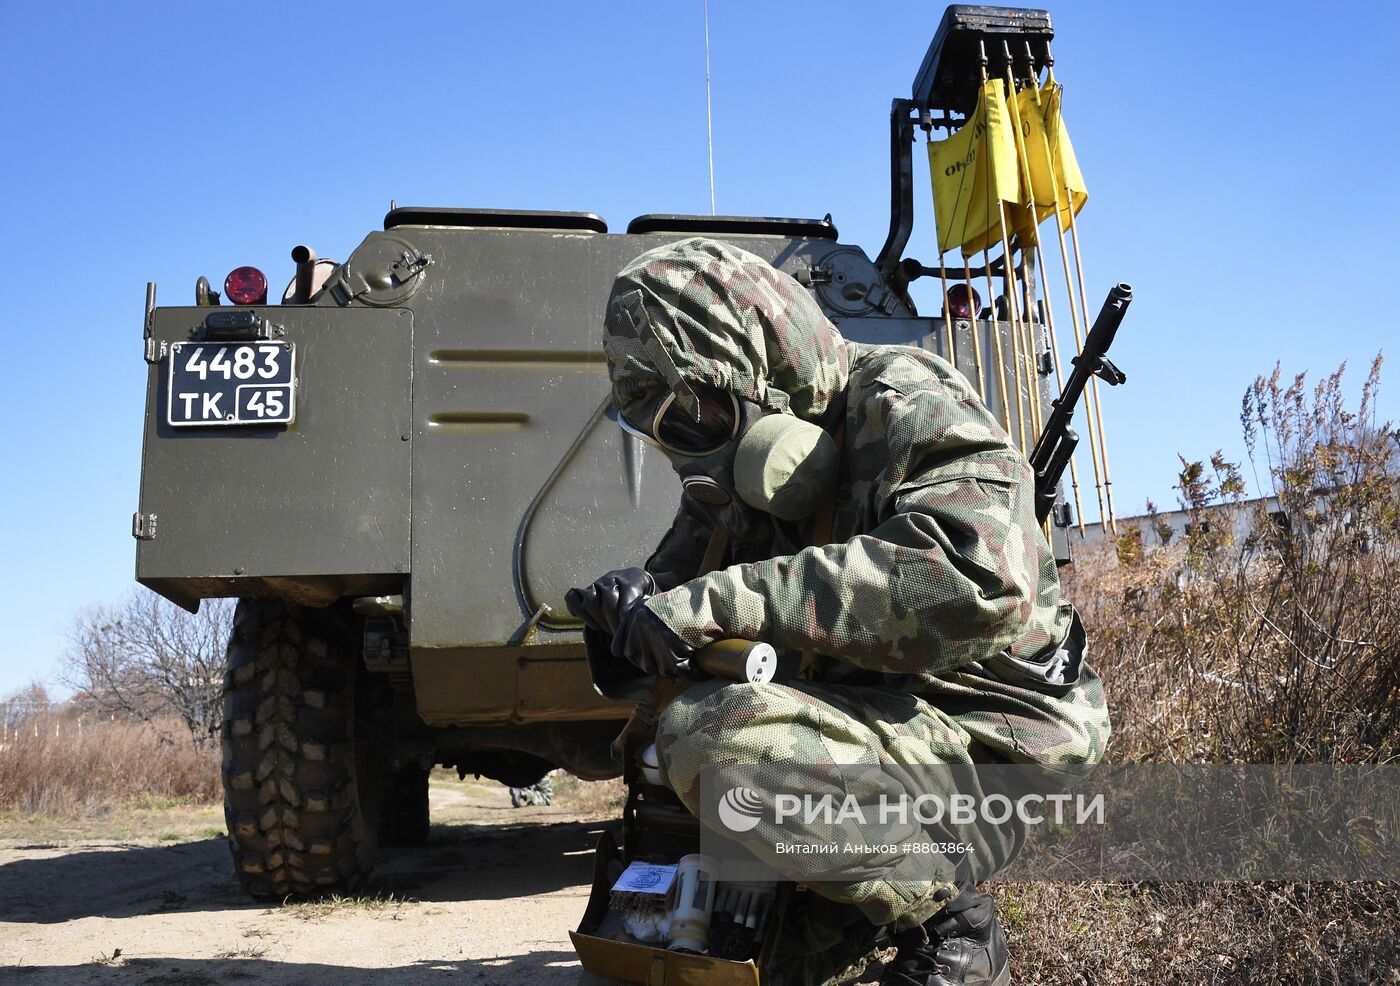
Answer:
[655,680,771,790]
[656,679,735,757]
[657,677,719,729]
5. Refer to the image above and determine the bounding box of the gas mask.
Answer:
[612,384,839,526]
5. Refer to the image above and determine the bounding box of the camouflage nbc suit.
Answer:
[602,238,1109,976]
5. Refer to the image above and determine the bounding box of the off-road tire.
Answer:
[379,764,431,847]
[221,598,380,900]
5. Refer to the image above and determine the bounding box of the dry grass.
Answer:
[552,774,626,815]
[0,714,219,817]
[0,801,224,843]
[279,892,412,922]
[1072,356,1400,766]
[212,945,268,959]
[991,357,1400,983]
[994,882,1400,985]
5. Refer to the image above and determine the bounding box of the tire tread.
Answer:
[221,599,372,901]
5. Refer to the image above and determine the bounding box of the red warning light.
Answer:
[225,266,269,306]
[947,283,981,320]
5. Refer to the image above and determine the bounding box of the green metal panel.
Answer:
[135,307,412,606]
[134,223,1064,649]
[394,228,849,652]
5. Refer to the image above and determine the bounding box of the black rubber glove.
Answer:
[611,600,702,680]
[564,567,655,637]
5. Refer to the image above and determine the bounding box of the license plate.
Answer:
[167,341,297,427]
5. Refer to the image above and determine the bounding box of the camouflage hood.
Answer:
[602,238,851,423]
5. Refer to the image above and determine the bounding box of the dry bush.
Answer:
[994,881,1400,986]
[0,712,219,815]
[1066,354,1400,765]
[1013,356,1400,984]
[552,774,627,815]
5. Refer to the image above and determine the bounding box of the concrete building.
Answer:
[1073,493,1283,555]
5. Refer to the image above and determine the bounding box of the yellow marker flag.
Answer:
[927,101,979,254]
[1040,81,1088,231]
[1005,84,1038,248]
[927,79,1020,256]
[1011,84,1058,245]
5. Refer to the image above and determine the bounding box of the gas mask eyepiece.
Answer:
[613,386,740,457]
[611,384,838,522]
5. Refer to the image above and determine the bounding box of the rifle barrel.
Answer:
[1030,283,1132,524]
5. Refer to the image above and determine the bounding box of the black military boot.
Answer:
[881,883,1009,986]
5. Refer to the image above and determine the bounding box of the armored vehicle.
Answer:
[135,5,1079,901]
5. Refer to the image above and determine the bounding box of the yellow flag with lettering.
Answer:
[1040,80,1088,230]
[927,79,1020,256]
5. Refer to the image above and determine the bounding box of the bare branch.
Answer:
[63,592,233,749]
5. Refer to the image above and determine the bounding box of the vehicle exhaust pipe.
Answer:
[291,245,317,304]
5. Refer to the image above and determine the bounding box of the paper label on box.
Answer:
[611,862,676,896]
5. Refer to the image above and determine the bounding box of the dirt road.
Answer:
[1,781,622,984]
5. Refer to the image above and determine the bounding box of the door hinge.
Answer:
[143,282,163,363]
[132,512,158,540]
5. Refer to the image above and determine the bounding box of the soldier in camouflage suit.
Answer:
[569,237,1109,986]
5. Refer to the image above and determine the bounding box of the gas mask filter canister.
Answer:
[732,413,839,521]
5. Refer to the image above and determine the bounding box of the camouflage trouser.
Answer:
[656,679,1023,938]
[509,773,554,807]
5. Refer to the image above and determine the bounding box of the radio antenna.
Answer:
[704,0,716,214]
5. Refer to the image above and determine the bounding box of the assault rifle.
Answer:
[1029,283,1133,525]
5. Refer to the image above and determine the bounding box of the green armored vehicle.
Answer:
[134,6,1079,901]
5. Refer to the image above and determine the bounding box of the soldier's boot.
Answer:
[880,883,1009,986]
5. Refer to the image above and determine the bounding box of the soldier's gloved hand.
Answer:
[611,600,702,680]
[564,567,655,637]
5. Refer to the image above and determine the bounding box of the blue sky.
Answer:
[1,0,1395,695]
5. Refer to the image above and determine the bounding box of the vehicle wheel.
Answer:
[379,764,431,847]
[221,598,382,900]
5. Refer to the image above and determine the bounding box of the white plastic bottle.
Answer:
[667,853,719,953]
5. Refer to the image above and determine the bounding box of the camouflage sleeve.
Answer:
[644,381,1053,676]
